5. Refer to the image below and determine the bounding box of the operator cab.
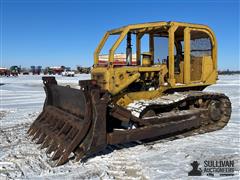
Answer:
[96,27,185,74]
[94,21,216,89]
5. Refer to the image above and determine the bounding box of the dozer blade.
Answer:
[28,77,110,166]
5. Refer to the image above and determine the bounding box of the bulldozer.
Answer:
[28,21,231,166]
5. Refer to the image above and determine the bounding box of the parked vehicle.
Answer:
[10,66,21,76]
[62,68,75,77]
[31,66,42,75]
[0,67,10,76]
[44,66,65,75]
[77,66,91,74]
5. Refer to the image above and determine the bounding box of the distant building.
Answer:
[99,53,137,65]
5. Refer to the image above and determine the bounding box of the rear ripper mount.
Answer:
[28,77,231,166]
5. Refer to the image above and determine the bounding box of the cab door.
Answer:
[184,28,214,84]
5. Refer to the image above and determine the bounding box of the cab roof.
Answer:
[108,21,212,35]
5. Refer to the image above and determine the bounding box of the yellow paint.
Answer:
[142,52,152,66]
[184,27,190,84]
[168,24,178,87]
[91,21,217,107]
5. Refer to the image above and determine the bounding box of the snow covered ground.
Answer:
[0,74,239,179]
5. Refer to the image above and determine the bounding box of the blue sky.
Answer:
[1,0,239,70]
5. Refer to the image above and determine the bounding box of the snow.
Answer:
[0,74,239,179]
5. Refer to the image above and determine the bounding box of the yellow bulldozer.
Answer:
[28,21,231,166]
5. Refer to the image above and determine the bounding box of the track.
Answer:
[124,91,232,140]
